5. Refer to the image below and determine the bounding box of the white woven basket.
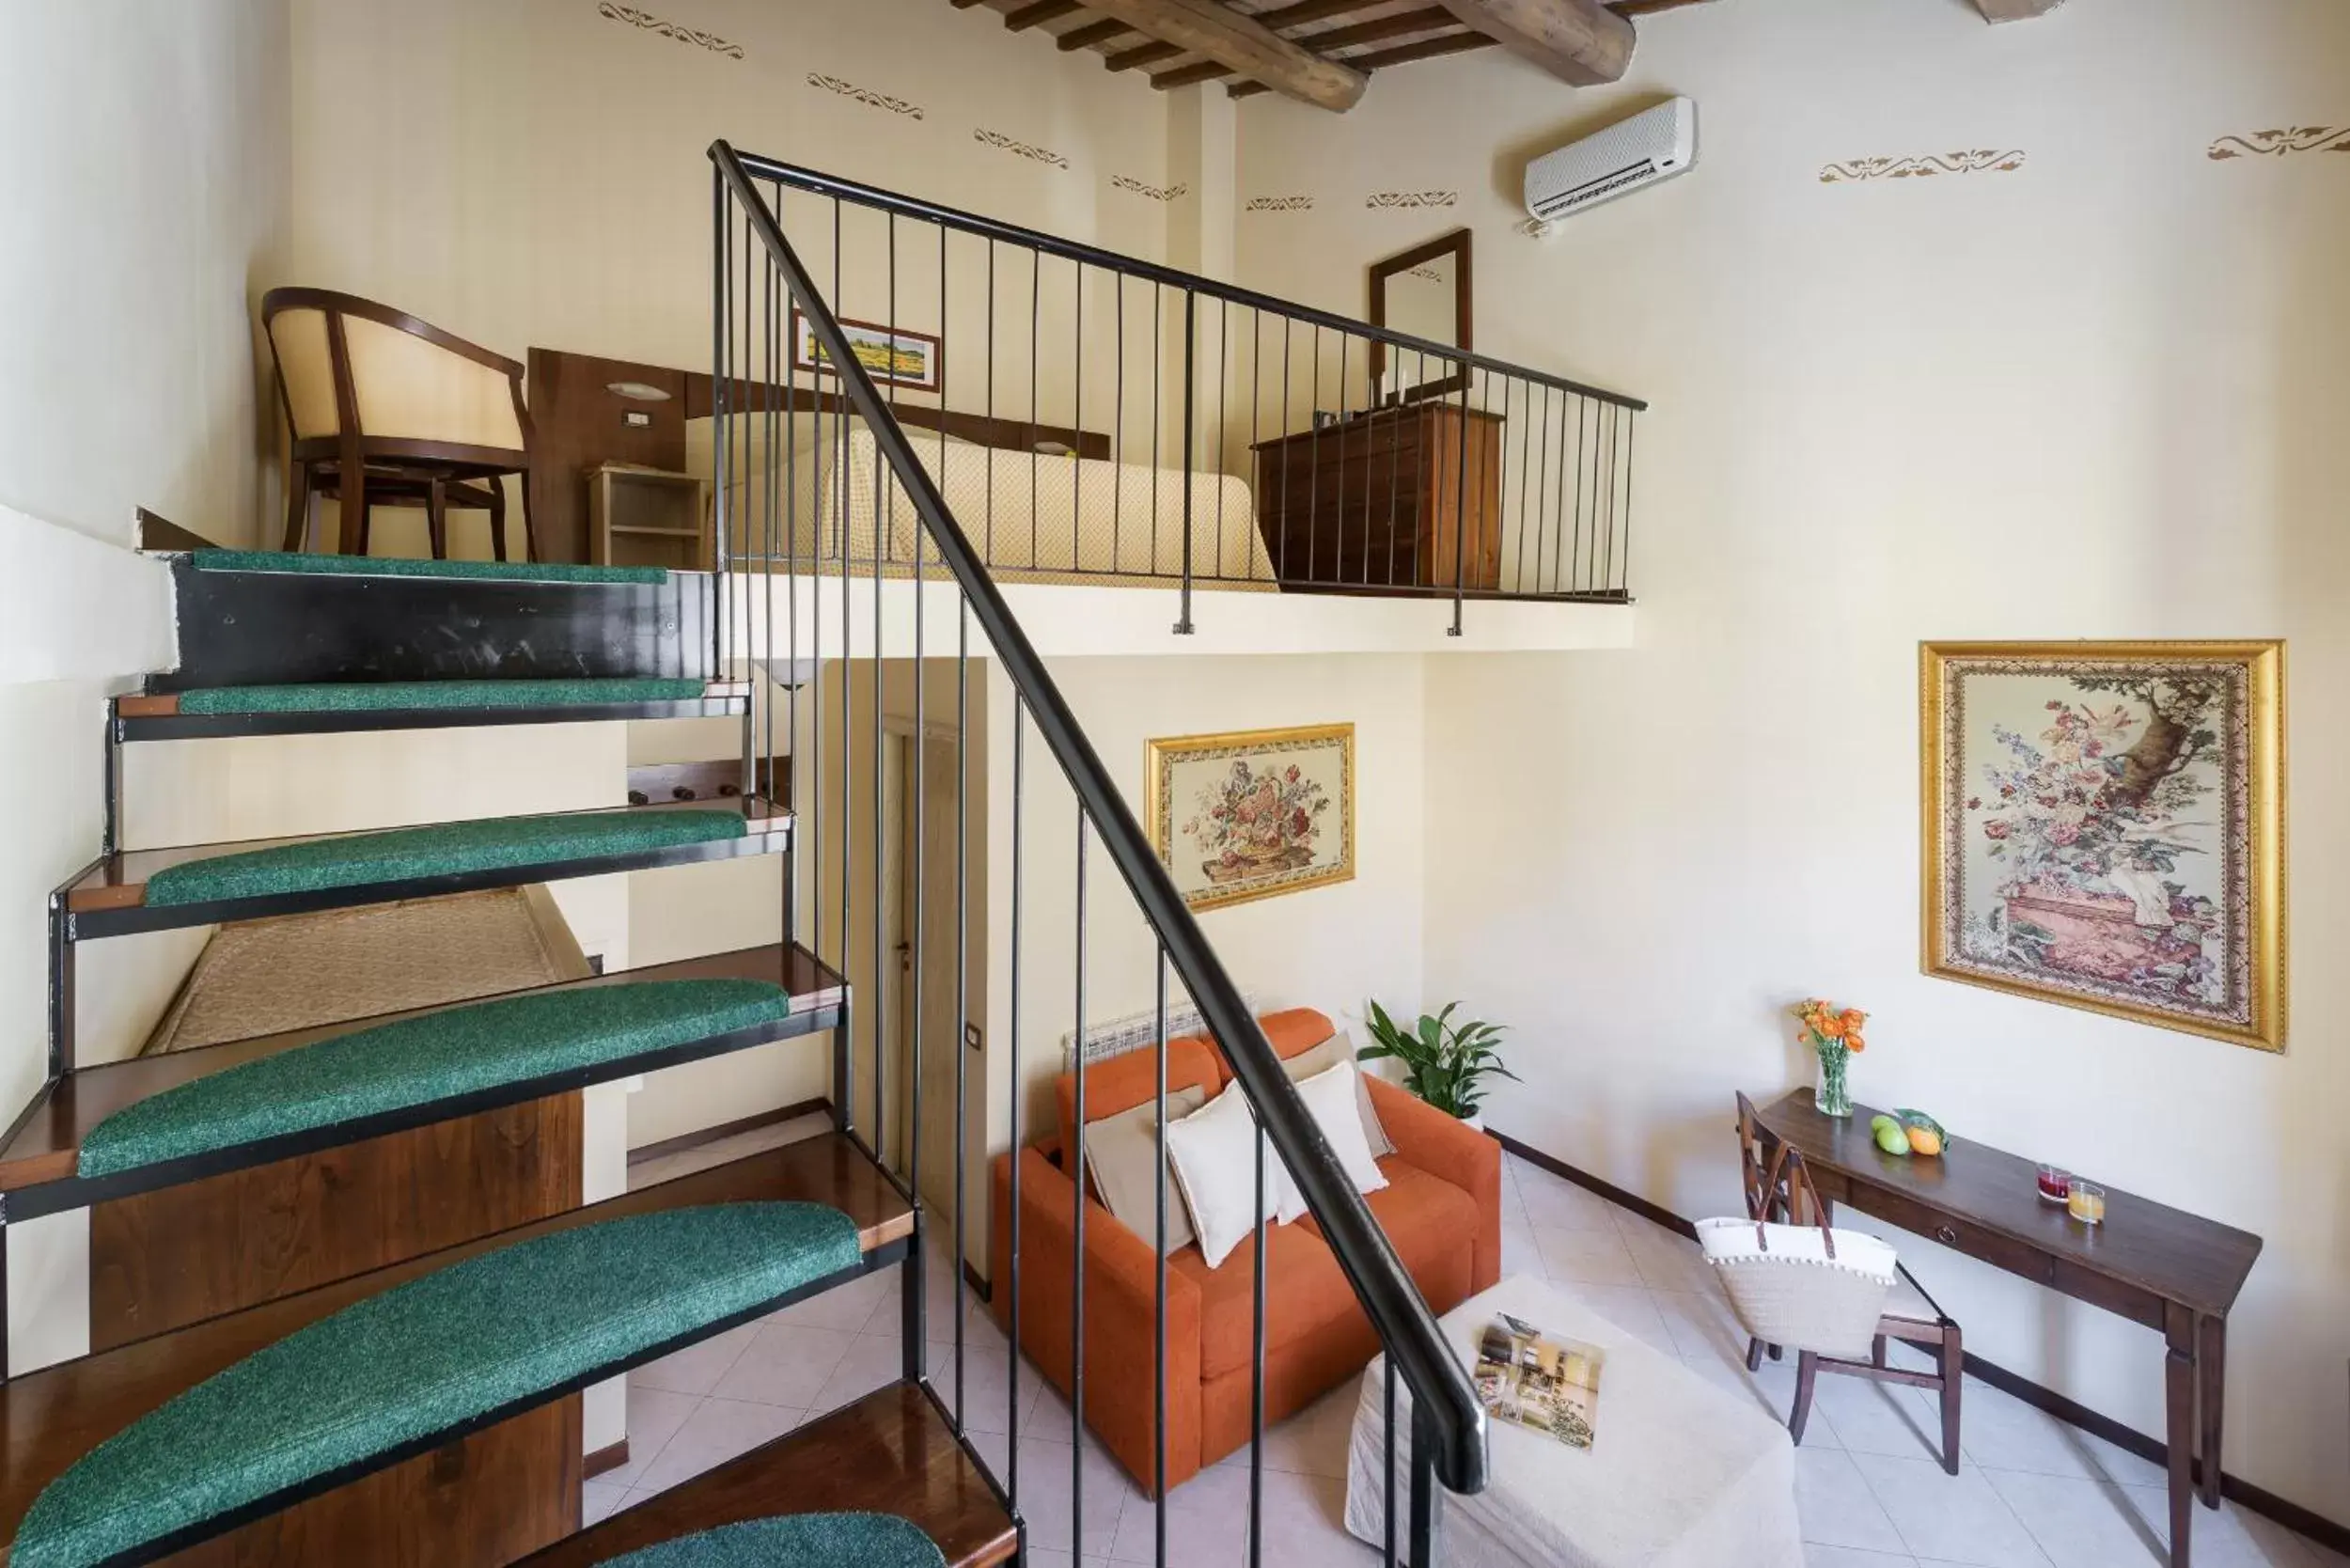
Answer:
[1697,1216,1898,1360]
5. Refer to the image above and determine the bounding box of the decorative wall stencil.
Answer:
[595,3,743,59]
[806,72,922,119]
[2207,126,2350,160]
[1919,641,2285,1051]
[1819,149,2026,182]
[974,128,1069,169]
[1366,190,1458,209]
[1405,264,1445,282]
[1245,196,1315,212]
[1110,175,1189,202]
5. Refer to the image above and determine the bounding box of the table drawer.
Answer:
[1846,1184,2055,1287]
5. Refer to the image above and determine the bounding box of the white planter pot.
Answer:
[1457,1110,1486,1133]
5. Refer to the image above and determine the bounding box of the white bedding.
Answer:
[690,416,1273,588]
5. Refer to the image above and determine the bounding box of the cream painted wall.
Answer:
[287,0,1178,402]
[1236,0,2350,1520]
[0,0,291,1373]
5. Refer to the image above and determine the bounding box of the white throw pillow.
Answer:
[1164,1081,1306,1268]
[1285,1031,1396,1159]
[1292,1061,1390,1199]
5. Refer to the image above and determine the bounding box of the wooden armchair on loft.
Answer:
[262,287,540,561]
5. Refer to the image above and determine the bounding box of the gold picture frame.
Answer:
[1920,641,2285,1050]
[1145,724,1355,913]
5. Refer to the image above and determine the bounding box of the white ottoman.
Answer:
[1344,1274,1803,1568]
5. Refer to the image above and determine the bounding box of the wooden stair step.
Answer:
[586,1512,949,1568]
[187,548,673,588]
[61,799,791,939]
[0,1134,913,1565]
[0,945,839,1214]
[115,680,751,741]
[517,1384,1016,1568]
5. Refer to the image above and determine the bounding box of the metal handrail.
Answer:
[733,148,1645,414]
[713,138,1491,1496]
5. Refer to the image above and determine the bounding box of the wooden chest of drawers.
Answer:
[1250,402,1504,591]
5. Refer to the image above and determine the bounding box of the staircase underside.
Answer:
[0,1135,913,1566]
[0,944,839,1216]
[517,1385,1017,1568]
[62,800,790,938]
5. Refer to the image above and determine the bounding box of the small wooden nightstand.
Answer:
[585,463,712,571]
[1250,402,1504,592]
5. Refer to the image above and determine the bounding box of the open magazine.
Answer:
[1472,1312,1604,1450]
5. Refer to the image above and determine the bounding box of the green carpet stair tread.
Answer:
[176,678,709,715]
[141,808,750,908]
[591,1513,948,1568]
[76,980,793,1178]
[191,548,667,585]
[13,1202,865,1568]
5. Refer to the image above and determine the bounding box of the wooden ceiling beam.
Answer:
[1107,38,1185,71]
[1004,0,1082,28]
[1972,0,2067,18]
[1073,0,1368,109]
[1152,56,1233,88]
[1606,0,1715,12]
[1432,0,1633,85]
[1058,16,1133,49]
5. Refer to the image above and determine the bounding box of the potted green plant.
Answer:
[1359,1000,1516,1130]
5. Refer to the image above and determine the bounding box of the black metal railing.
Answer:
[712,155,1640,641]
[712,139,1526,1566]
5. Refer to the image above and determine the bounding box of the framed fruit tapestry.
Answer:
[1920,641,2285,1050]
[1146,724,1355,913]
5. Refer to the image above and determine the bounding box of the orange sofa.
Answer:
[988,1007,1501,1496]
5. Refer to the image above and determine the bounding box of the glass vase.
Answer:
[1814,1044,1853,1119]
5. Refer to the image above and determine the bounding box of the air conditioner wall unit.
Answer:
[1524,96,1697,229]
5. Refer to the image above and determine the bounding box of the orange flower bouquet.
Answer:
[1793,998,1868,1118]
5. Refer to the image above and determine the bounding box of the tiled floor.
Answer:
[594,1134,2345,1568]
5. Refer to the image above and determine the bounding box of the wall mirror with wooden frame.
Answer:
[1368,227,1473,405]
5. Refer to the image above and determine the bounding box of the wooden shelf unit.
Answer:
[587,464,712,572]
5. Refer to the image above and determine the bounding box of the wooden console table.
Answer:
[1753,1090,2262,1568]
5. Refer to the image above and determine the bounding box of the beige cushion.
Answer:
[1083,1084,1207,1257]
[1283,1030,1396,1159]
[1166,1081,1308,1268]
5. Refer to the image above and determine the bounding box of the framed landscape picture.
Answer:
[1920,641,2285,1050]
[1146,724,1355,913]
[790,307,942,393]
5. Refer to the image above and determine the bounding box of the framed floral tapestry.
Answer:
[1146,724,1355,912]
[1920,641,2285,1050]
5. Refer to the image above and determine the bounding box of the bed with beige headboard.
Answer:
[528,347,1272,589]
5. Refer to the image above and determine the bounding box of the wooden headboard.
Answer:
[526,347,1109,565]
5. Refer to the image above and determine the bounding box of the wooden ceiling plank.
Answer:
[1297,5,1459,52]
[1107,37,1186,70]
[1256,0,1397,26]
[1075,0,1368,109]
[1226,25,1491,96]
[1005,0,1083,28]
[1972,0,2066,18]
[1432,0,1631,85]
[1343,26,1496,67]
[1058,16,1134,49]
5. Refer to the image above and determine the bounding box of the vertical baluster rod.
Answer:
[1177,286,1195,633]
[1071,808,1089,1565]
